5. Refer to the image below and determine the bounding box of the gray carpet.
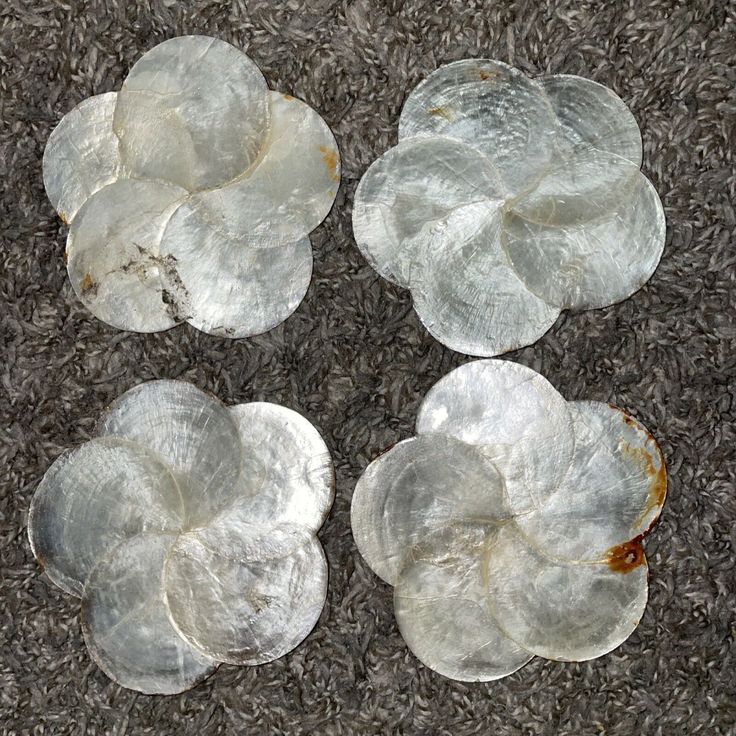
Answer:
[1,0,735,734]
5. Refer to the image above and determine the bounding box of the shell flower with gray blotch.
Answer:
[352,60,666,356]
[28,380,334,694]
[43,35,340,337]
[351,359,666,681]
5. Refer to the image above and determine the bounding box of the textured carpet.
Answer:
[1,0,735,734]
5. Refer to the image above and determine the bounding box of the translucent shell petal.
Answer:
[159,201,312,338]
[485,525,649,661]
[504,170,666,311]
[415,359,575,514]
[229,403,334,531]
[410,201,560,356]
[164,528,327,665]
[96,380,244,527]
[398,59,557,196]
[394,523,533,681]
[65,179,189,332]
[113,36,268,191]
[351,137,505,287]
[187,91,340,246]
[81,534,217,694]
[27,438,184,597]
[513,401,667,563]
[350,435,509,585]
[43,93,122,224]
[540,74,642,166]
[509,144,641,228]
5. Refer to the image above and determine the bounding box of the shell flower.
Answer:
[352,60,666,356]
[43,35,341,337]
[28,380,334,694]
[351,359,666,681]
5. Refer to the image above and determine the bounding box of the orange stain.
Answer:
[319,145,340,183]
[606,538,645,574]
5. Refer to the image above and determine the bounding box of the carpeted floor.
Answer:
[1,1,735,734]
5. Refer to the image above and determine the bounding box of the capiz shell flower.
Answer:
[43,36,340,337]
[351,359,666,681]
[352,60,666,356]
[28,380,334,694]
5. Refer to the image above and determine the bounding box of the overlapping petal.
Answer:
[351,359,666,681]
[43,36,340,337]
[353,60,666,357]
[28,380,333,694]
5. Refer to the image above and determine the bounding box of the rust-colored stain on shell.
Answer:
[606,538,645,574]
[59,212,69,225]
[478,69,500,81]
[80,274,95,292]
[428,106,454,121]
[319,145,340,183]
[282,93,294,101]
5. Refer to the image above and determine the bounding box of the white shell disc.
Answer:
[540,74,642,166]
[81,534,217,694]
[159,201,312,338]
[113,36,268,191]
[398,59,557,196]
[509,144,641,228]
[27,437,184,597]
[42,93,122,224]
[410,201,560,356]
[351,136,505,287]
[96,380,245,527]
[164,528,327,665]
[350,435,509,586]
[415,359,574,515]
[513,401,667,563]
[229,403,334,531]
[65,179,189,332]
[485,524,649,661]
[187,91,340,247]
[504,170,666,311]
[394,523,533,681]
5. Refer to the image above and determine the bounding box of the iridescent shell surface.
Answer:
[43,35,340,337]
[353,60,666,356]
[28,380,334,694]
[350,359,667,681]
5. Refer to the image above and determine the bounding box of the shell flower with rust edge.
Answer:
[351,359,667,681]
[352,60,666,356]
[43,35,341,337]
[28,380,334,694]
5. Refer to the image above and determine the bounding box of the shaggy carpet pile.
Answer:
[1,1,734,734]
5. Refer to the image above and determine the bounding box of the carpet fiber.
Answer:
[1,1,735,734]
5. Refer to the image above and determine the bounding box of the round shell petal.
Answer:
[96,380,245,528]
[394,523,533,681]
[410,201,560,356]
[351,136,505,287]
[114,36,268,191]
[187,91,340,246]
[43,92,122,224]
[159,202,312,338]
[485,524,649,661]
[228,403,334,531]
[164,528,327,665]
[350,435,509,585]
[540,74,642,166]
[513,401,666,563]
[28,437,184,597]
[415,359,575,514]
[81,534,217,694]
[504,170,666,310]
[509,144,641,228]
[65,179,189,332]
[398,60,557,196]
